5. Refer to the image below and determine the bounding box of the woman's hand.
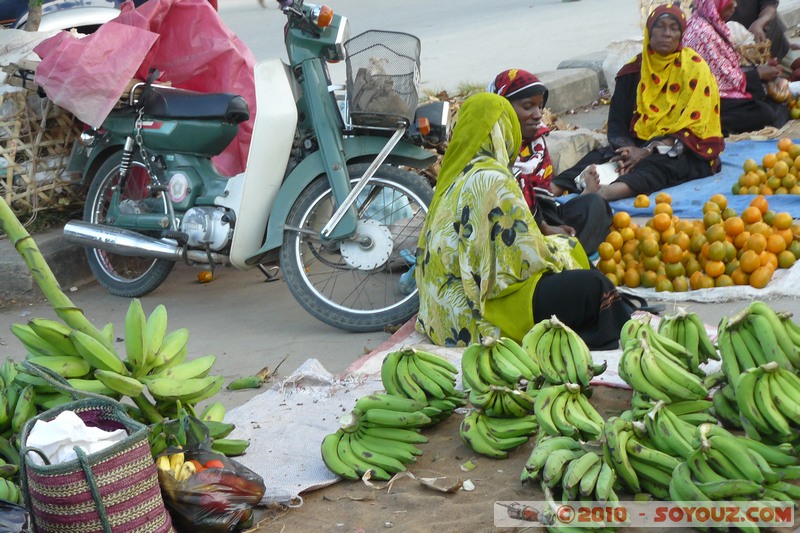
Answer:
[758,65,782,82]
[540,222,576,237]
[611,146,650,175]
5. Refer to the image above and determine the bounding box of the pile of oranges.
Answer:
[597,192,800,292]
[734,137,800,195]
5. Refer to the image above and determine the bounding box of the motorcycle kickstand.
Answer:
[257,264,280,282]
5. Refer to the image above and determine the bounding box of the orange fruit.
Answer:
[702,201,722,214]
[670,231,691,251]
[767,234,787,254]
[622,238,639,255]
[745,233,768,254]
[782,174,798,189]
[672,275,690,292]
[772,212,793,230]
[750,195,769,214]
[605,272,619,286]
[624,268,641,288]
[597,241,615,261]
[774,228,793,248]
[598,259,617,274]
[707,241,726,261]
[655,192,672,205]
[197,271,214,283]
[777,137,793,152]
[790,239,800,259]
[747,221,773,238]
[709,194,728,211]
[661,225,676,243]
[613,211,631,229]
[731,268,750,286]
[715,274,734,287]
[640,270,658,288]
[741,206,763,225]
[655,278,674,292]
[620,227,636,243]
[640,238,660,257]
[665,261,686,279]
[654,203,673,216]
[739,249,761,273]
[704,260,726,278]
[742,158,759,173]
[607,231,624,251]
[774,160,790,179]
[723,216,745,236]
[724,241,738,262]
[733,230,751,250]
[760,251,778,270]
[661,244,683,263]
[703,210,722,229]
[778,250,796,269]
[697,275,716,289]
[763,210,777,226]
[642,255,662,272]
[749,266,773,289]
[705,223,728,244]
[652,212,672,232]
[763,153,777,169]
[690,233,707,254]
[634,194,651,208]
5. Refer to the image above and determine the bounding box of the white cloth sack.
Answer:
[25,410,127,466]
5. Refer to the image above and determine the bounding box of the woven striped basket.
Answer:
[19,398,174,533]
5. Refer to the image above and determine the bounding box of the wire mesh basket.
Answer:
[345,30,420,129]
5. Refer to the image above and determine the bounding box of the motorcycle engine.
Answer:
[180,207,232,251]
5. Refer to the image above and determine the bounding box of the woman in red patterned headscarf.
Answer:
[683,0,788,134]
[489,69,612,254]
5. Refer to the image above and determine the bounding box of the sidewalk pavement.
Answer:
[3,3,800,301]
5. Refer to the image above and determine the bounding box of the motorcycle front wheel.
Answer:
[280,164,433,333]
[83,153,175,297]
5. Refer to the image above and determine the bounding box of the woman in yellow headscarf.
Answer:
[415,93,632,350]
[551,3,725,201]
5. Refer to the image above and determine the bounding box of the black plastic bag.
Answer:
[0,500,32,533]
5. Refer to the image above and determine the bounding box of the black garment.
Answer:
[730,0,789,61]
[533,269,631,350]
[720,68,789,135]
[551,69,716,196]
[534,193,612,255]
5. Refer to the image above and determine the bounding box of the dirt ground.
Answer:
[247,385,635,533]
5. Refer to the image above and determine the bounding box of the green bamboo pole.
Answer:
[1,198,167,423]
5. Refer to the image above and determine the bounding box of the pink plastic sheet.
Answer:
[34,0,257,176]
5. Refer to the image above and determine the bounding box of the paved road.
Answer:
[218,0,644,93]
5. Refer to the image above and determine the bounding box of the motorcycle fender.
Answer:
[243,137,435,267]
[76,140,125,187]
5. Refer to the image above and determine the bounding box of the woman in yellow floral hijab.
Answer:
[415,93,631,350]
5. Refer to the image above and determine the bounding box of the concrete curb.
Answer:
[0,228,93,303]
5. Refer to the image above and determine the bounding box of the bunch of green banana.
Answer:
[629,392,715,423]
[460,338,524,394]
[642,400,705,460]
[468,384,535,418]
[521,316,606,388]
[621,434,680,500]
[778,309,800,352]
[733,361,800,443]
[601,416,641,493]
[656,308,719,374]
[458,409,536,459]
[618,333,709,403]
[672,423,800,504]
[147,402,244,458]
[381,348,465,425]
[320,394,430,480]
[711,383,743,429]
[534,383,604,440]
[521,436,619,505]
[0,477,22,504]
[717,304,800,393]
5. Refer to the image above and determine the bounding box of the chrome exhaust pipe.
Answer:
[63,221,229,264]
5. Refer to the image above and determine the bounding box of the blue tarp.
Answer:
[602,139,800,218]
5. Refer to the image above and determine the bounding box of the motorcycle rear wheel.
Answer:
[280,164,433,332]
[83,153,175,297]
